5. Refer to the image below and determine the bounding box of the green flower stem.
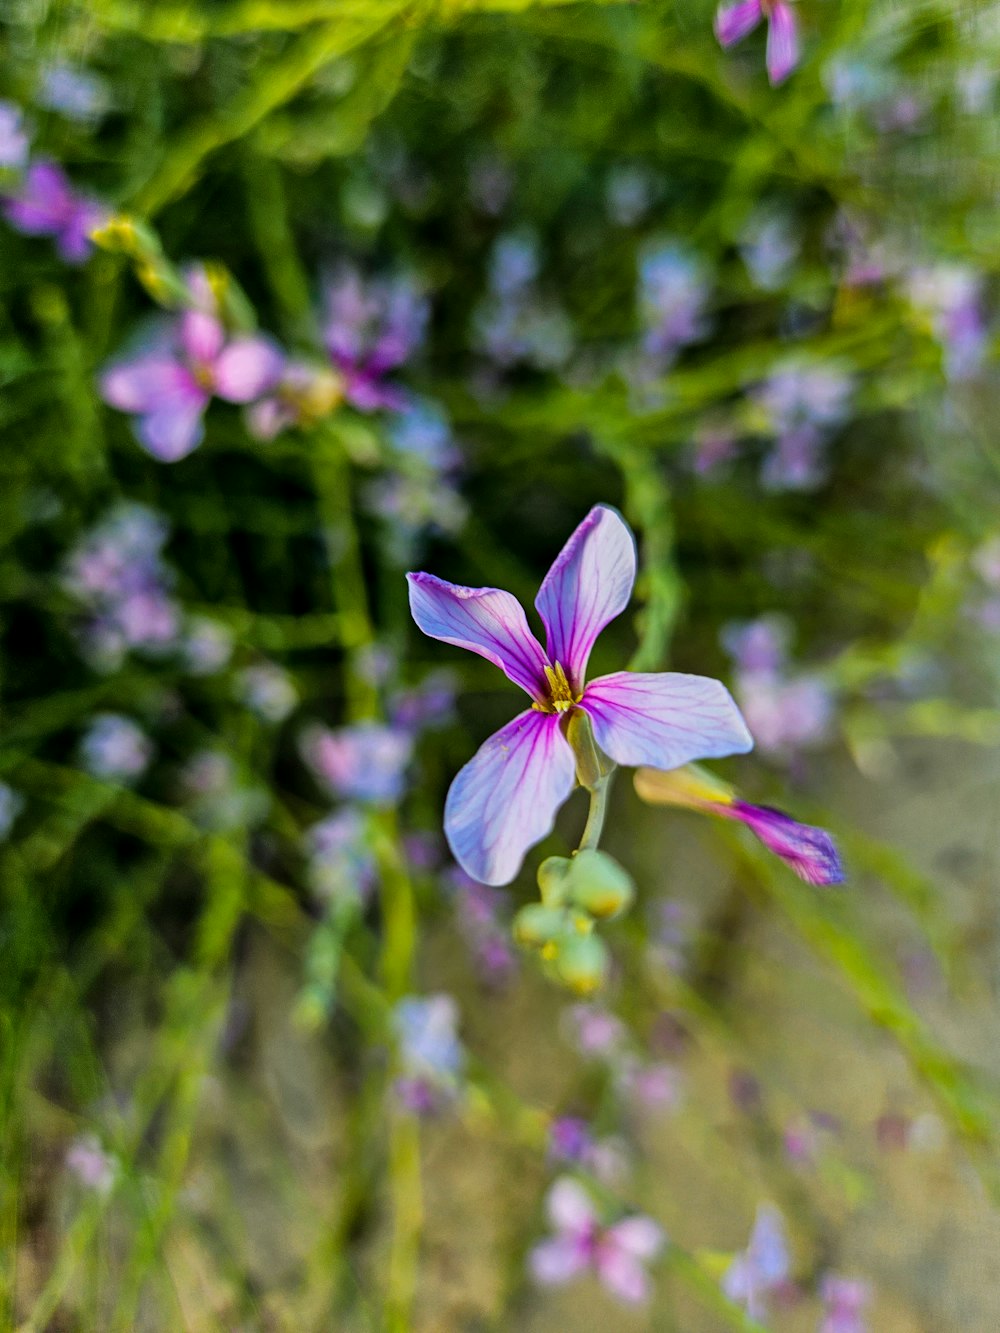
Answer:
[578,773,612,854]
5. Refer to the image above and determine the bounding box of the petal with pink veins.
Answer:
[595,1246,652,1305]
[581,672,753,771]
[444,710,575,885]
[407,572,550,699]
[535,505,636,691]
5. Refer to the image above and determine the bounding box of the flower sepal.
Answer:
[567,708,615,792]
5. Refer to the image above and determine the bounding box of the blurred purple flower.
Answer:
[741,208,799,289]
[908,263,987,381]
[38,63,110,124]
[80,714,154,783]
[565,1004,628,1059]
[179,616,234,676]
[819,1275,871,1333]
[390,669,458,733]
[66,1134,117,1195]
[722,614,791,675]
[530,1177,665,1306]
[235,662,298,723]
[322,269,427,411]
[617,1060,684,1113]
[0,101,30,169]
[304,807,376,904]
[63,504,181,670]
[407,504,751,884]
[723,1204,792,1320]
[548,1116,594,1165]
[393,994,465,1114]
[3,159,106,263]
[638,243,711,366]
[737,672,834,757]
[300,721,413,806]
[715,0,800,85]
[450,866,517,985]
[101,308,284,462]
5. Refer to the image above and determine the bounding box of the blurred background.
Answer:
[2,0,1000,1328]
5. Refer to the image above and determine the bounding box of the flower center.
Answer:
[533,661,581,714]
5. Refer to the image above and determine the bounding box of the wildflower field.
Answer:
[2,0,1000,1329]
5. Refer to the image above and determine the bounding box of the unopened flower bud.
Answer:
[568,849,635,919]
[538,855,573,907]
[513,903,566,949]
[554,932,610,995]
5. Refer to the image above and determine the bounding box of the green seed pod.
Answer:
[513,903,567,949]
[568,849,635,920]
[554,932,610,995]
[537,855,573,907]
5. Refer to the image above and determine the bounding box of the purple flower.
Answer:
[634,765,845,886]
[736,672,834,757]
[38,63,110,124]
[3,159,106,263]
[390,669,458,733]
[715,0,800,86]
[101,308,284,462]
[548,1116,594,1165]
[722,1204,792,1320]
[66,1134,117,1196]
[722,614,790,675]
[322,269,427,412]
[908,263,987,381]
[63,504,181,670]
[0,101,30,170]
[819,1275,871,1333]
[80,714,154,783]
[393,994,465,1114]
[564,1003,628,1059]
[638,243,711,365]
[304,807,376,904]
[450,867,517,985]
[530,1177,665,1306]
[407,505,751,884]
[300,722,413,806]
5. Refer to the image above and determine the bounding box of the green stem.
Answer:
[578,773,612,853]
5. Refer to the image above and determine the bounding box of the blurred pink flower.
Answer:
[530,1178,665,1305]
[715,0,800,86]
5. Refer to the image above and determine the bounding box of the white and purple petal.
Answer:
[407,572,550,699]
[580,672,753,771]
[180,309,225,366]
[765,1,800,84]
[212,336,285,402]
[443,710,575,885]
[595,1246,653,1306]
[732,801,844,885]
[535,504,636,691]
[715,0,763,47]
[135,395,208,463]
[530,1236,590,1287]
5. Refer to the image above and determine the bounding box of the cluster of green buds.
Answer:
[513,849,635,995]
